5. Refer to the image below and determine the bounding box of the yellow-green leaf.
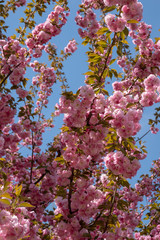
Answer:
[97,40,107,47]
[1,193,12,199]
[54,213,63,220]
[123,27,129,37]
[84,71,94,76]
[18,202,34,208]
[54,157,64,161]
[0,198,11,205]
[15,185,22,197]
[61,126,69,132]
[110,58,117,65]
[127,19,139,24]
[19,235,30,239]
[128,141,136,150]
[102,89,109,96]
[96,27,109,35]
[3,181,10,191]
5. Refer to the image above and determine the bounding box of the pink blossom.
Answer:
[64,40,77,53]
[25,38,35,49]
[16,88,28,98]
[15,0,26,7]
[105,14,126,32]
[140,91,158,107]
[144,74,160,91]
[150,126,159,134]
[121,2,143,21]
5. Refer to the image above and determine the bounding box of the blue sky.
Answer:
[5,0,160,184]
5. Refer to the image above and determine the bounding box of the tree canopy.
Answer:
[0,0,160,239]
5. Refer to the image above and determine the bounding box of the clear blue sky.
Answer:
[5,0,160,184]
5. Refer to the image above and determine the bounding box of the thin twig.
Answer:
[30,131,35,184]
[68,168,74,215]
[34,169,50,185]
[99,33,116,82]
[136,129,151,142]
[0,62,21,89]
[103,186,117,233]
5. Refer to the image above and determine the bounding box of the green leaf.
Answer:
[82,37,90,46]
[54,213,63,220]
[0,198,11,205]
[94,87,100,94]
[101,88,109,96]
[1,192,12,199]
[117,199,129,210]
[86,77,96,85]
[119,177,130,188]
[127,141,136,150]
[88,56,102,64]
[112,69,118,77]
[19,17,24,23]
[18,202,34,208]
[117,48,122,57]
[54,157,65,163]
[2,172,7,182]
[103,6,116,13]
[106,32,111,39]
[109,70,113,79]
[20,235,30,239]
[97,40,107,48]
[61,126,70,132]
[84,71,94,76]
[142,149,148,153]
[96,27,109,35]
[120,31,125,40]
[27,3,34,7]
[123,27,129,37]
[127,19,139,24]
[3,181,10,191]
[155,37,160,43]
[15,184,22,197]
[126,103,136,108]
[109,58,116,65]
[101,69,108,79]
[108,36,111,44]
[97,45,104,54]
[62,91,75,100]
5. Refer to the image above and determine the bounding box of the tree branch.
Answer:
[103,186,117,233]
[136,129,151,142]
[99,33,116,82]
[34,169,50,185]
[30,131,35,184]
[0,62,21,89]
[68,168,74,215]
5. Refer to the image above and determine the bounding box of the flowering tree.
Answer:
[1,0,160,239]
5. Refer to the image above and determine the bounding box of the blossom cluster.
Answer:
[75,8,100,38]
[0,38,30,85]
[64,39,77,53]
[104,0,143,33]
[0,209,30,240]
[104,151,141,178]
[105,14,126,33]
[0,94,16,132]
[0,0,160,239]
[109,92,142,138]
[26,6,69,58]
